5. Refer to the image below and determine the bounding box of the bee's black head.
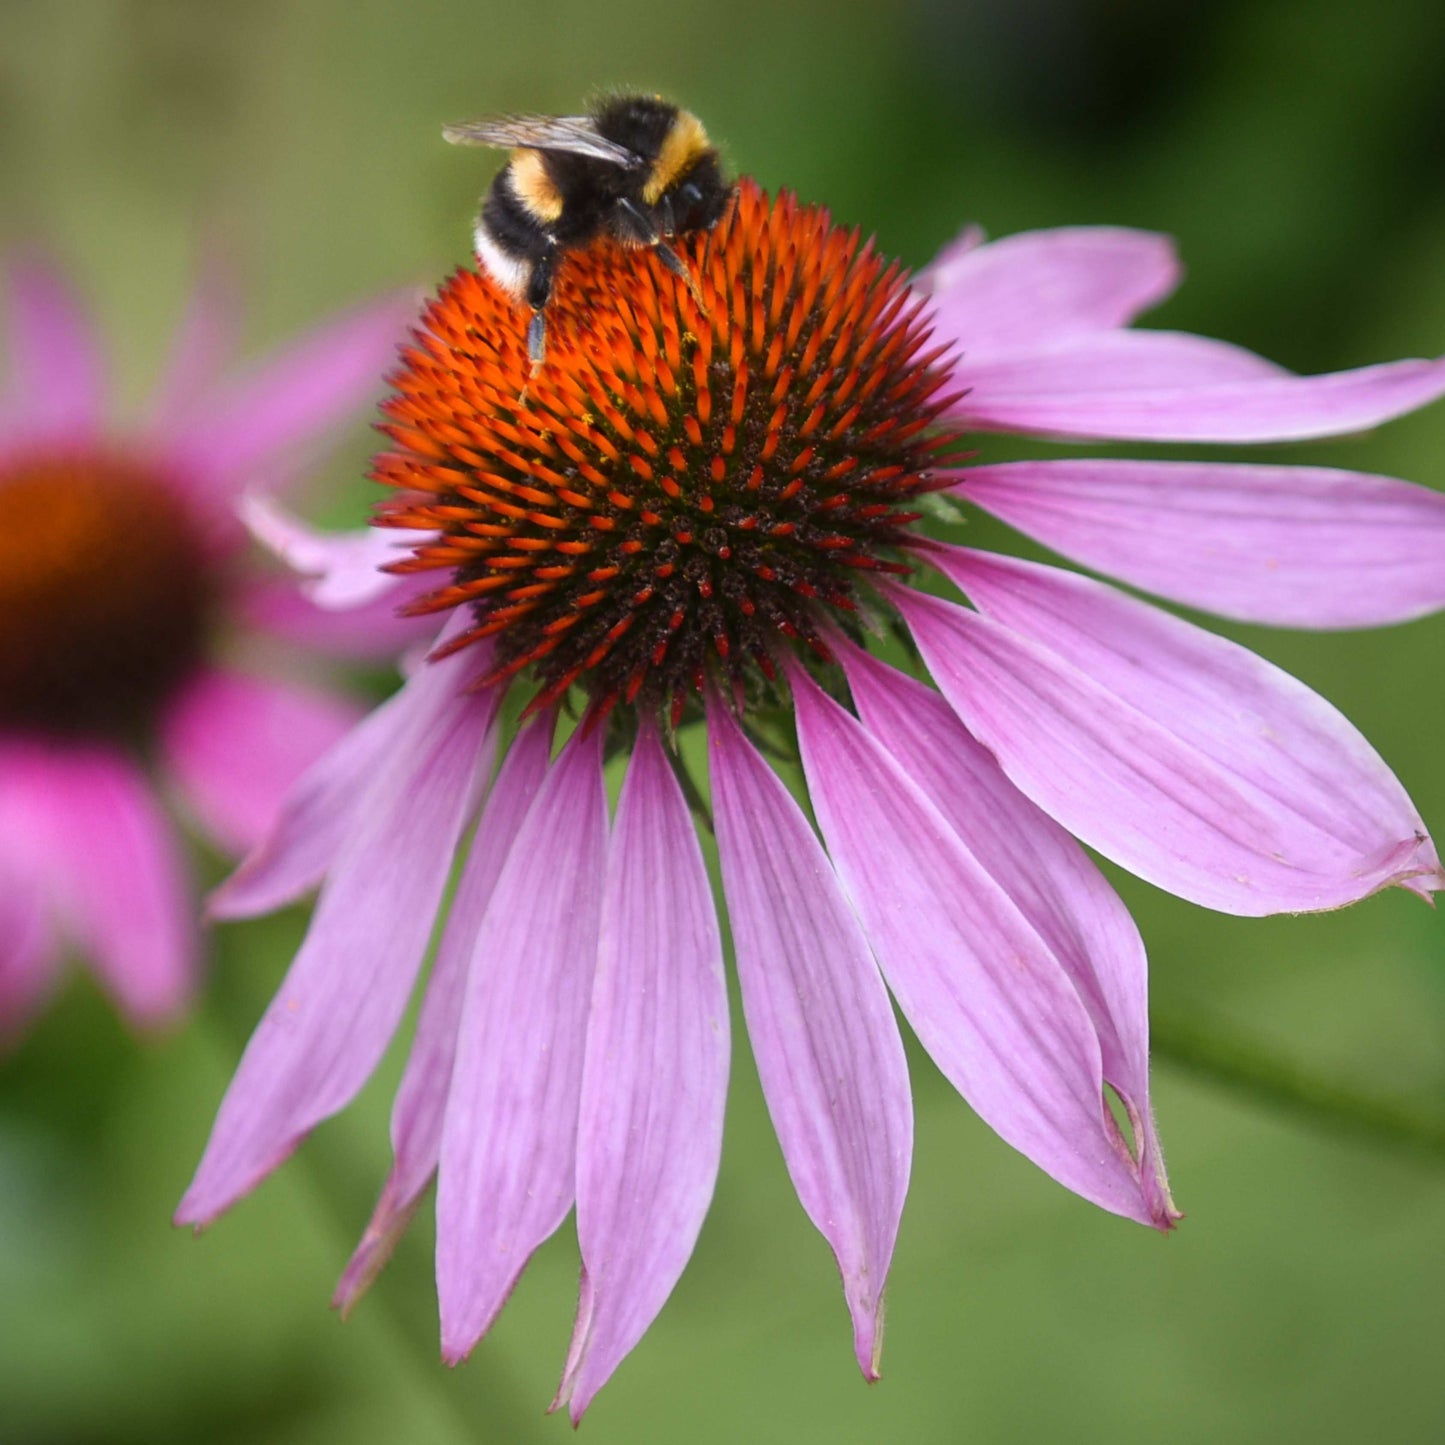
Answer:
[669,151,731,233]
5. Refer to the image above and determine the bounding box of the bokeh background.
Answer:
[3,1,1445,1440]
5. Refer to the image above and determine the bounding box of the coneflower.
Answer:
[0,259,419,1040]
[179,180,1445,1418]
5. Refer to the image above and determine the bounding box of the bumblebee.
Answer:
[444,94,731,368]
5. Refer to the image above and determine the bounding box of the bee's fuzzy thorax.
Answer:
[642,111,712,206]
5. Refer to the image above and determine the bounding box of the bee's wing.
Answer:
[442,114,642,168]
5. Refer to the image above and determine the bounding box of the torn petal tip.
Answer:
[545,1387,590,1430]
[1151,1192,1184,1232]
[171,1197,211,1233]
[852,1295,886,1383]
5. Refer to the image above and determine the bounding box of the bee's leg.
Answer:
[522,250,555,383]
[526,311,547,368]
[652,194,709,310]
[614,199,707,312]
[612,196,659,246]
[654,242,708,313]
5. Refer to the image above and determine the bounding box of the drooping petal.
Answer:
[207,629,469,920]
[436,726,607,1364]
[707,700,910,1379]
[922,226,1181,352]
[838,643,1175,1225]
[161,667,362,856]
[789,663,1155,1226]
[177,644,498,1227]
[167,292,416,492]
[956,458,1445,629]
[334,717,553,1314]
[204,691,400,920]
[557,725,729,1422]
[949,335,1445,442]
[21,747,196,1025]
[897,549,1441,915]
[1,259,107,442]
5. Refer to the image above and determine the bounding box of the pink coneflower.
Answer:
[179,180,1445,1418]
[0,258,420,1041]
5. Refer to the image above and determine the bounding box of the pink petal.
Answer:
[0,852,59,1047]
[176,646,499,1227]
[957,458,1445,628]
[839,643,1176,1226]
[207,628,477,920]
[161,667,362,855]
[436,727,608,1363]
[147,262,240,433]
[897,549,1441,915]
[235,495,439,660]
[950,334,1445,442]
[789,663,1155,1225]
[707,700,910,1379]
[239,576,439,662]
[12,745,196,1026]
[334,718,553,1314]
[2,259,106,441]
[205,693,396,920]
[954,330,1284,418]
[922,226,1181,352]
[239,493,433,609]
[167,292,416,491]
[557,726,729,1422]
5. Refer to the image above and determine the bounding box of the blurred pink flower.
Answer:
[0,258,420,1041]
[179,183,1445,1416]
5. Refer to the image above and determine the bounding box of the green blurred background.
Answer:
[3,1,1445,1440]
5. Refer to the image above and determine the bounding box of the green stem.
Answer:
[1151,1007,1445,1162]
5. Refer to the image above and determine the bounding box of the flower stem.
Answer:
[1151,1007,1445,1162]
